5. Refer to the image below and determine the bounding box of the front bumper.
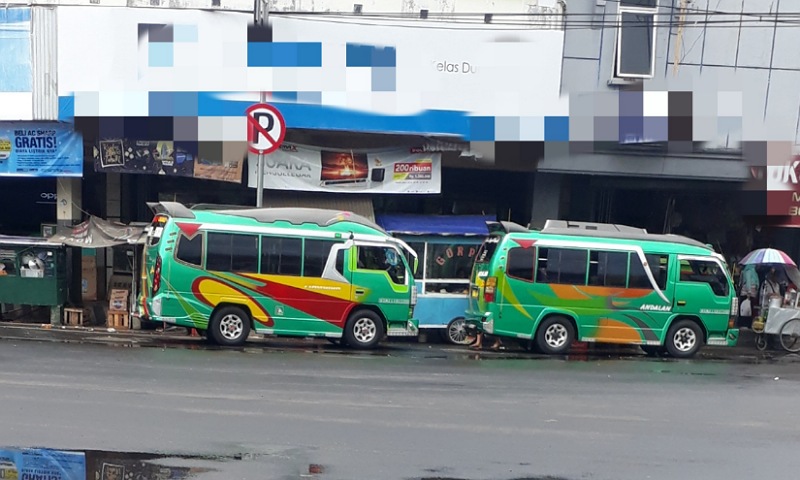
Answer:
[464,312,494,335]
[387,318,419,337]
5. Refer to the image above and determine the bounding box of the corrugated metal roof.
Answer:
[260,192,376,222]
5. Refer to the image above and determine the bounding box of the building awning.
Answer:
[0,235,64,248]
[375,214,494,236]
[261,191,375,222]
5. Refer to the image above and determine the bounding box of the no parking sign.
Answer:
[246,103,286,154]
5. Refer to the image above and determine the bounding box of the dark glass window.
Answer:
[679,259,729,297]
[616,12,655,77]
[621,0,657,7]
[176,234,203,266]
[261,236,302,276]
[206,233,258,273]
[358,246,405,284]
[335,249,345,275]
[231,235,259,272]
[426,243,480,280]
[304,239,336,277]
[507,247,535,282]
[629,254,669,290]
[475,237,500,265]
[588,251,628,287]
[406,242,425,280]
[536,248,588,285]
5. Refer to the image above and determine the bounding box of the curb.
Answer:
[0,321,783,358]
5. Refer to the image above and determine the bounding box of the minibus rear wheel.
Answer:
[535,316,574,355]
[344,310,384,350]
[208,306,252,347]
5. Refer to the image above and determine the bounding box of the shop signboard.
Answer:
[247,143,441,194]
[0,123,83,177]
[0,448,86,480]
[57,7,568,140]
[92,139,246,183]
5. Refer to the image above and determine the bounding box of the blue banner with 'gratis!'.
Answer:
[0,122,83,177]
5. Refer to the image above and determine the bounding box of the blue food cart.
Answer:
[375,214,492,344]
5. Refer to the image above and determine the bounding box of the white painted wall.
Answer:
[6,0,563,14]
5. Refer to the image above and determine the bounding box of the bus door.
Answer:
[673,255,732,335]
[347,241,412,324]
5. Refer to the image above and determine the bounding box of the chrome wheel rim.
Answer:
[353,317,377,343]
[448,319,468,344]
[545,323,568,348]
[219,314,244,341]
[672,327,697,352]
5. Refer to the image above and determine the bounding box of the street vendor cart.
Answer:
[753,296,800,352]
[741,247,800,352]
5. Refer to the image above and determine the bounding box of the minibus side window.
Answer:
[176,234,203,267]
[261,237,302,276]
[588,251,628,287]
[206,233,258,273]
[507,247,535,282]
[536,247,588,285]
[304,239,337,277]
[629,254,669,289]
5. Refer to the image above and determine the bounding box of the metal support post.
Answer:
[254,0,270,208]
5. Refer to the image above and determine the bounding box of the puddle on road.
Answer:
[0,447,330,480]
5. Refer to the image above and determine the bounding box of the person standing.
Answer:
[738,264,759,328]
[760,267,781,315]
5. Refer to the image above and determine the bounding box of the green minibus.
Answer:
[137,202,419,349]
[466,220,739,358]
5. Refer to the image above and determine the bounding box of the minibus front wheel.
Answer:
[208,305,252,347]
[665,319,703,358]
[344,310,384,350]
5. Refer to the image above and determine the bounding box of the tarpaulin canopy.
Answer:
[375,214,494,236]
[48,216,146,248]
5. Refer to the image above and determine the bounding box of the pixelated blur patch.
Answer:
[371,67,396,92]
[149,42,174,67]
[544,116,569,142]
[347,44,396,67]
[247,42,322,67]
[174,24,198,43]
[247,23,272,43]
[470,117,495,142]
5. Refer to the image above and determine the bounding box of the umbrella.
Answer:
[740,248,797,267]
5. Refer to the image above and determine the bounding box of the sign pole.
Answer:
[255,0,270,208]
[256,92,266,207]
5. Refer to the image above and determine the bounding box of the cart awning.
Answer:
[375,214,495,236]
[48,216,146,248]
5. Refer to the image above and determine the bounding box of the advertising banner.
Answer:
[247,143,441,194]
[93,139,246,183]
[0,448,86,480]
[0,123,83,177]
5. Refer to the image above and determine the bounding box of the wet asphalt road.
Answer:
[0,338,799,480]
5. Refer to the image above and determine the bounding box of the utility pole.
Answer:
[254,0,270,207]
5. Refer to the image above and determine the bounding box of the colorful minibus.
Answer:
[137,202,419,349]
[466,220,739,358]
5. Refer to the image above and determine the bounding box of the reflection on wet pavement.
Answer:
[0,448,336,480]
